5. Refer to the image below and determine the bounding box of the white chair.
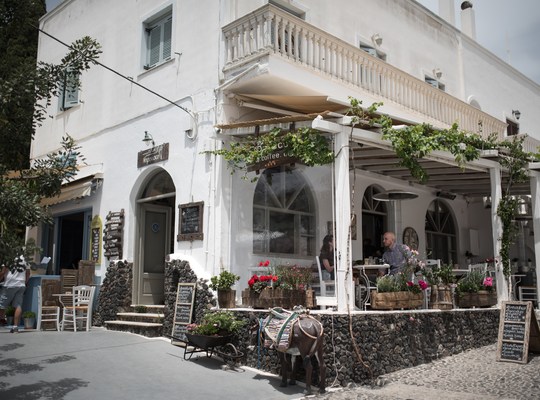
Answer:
[518,286,538,306]
[36,285,61,331]
[61,285,96,332]
[315,256,337,309]
[425,259,441,268]
[469,263,488,273]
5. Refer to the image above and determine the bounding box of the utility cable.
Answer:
[33,25,195,120]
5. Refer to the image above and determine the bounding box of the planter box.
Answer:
[457,291,497,308]
[185,333,232,349]
[371,291,423,310]
[217,289,236,309]
[241,288,314,309]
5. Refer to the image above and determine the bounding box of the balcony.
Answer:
[222,4,507,139]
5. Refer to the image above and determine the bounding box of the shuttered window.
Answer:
[60,69,79,110]
[145,12,172,69]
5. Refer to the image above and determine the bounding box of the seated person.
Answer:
[319,235,335,280]
[382,231,409,275]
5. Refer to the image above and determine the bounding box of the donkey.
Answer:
[250,310,326,395]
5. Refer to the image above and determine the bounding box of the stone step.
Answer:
[104,320,163,337]
[116,312,164,322]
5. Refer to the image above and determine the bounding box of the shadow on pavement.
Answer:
[0,378,89,399]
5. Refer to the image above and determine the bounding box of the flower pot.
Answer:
[430,285,453,310]
[371,291,423,310]
[217,289,236,309]
[185,333,233,349]
[457,290,497,308]
[24,317,35,330]
[6,316,14,326]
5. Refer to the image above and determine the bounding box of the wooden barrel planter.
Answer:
[371,291,424,310]
[457,290,497,308]
[430,285,454,310]
[217,289,236,309]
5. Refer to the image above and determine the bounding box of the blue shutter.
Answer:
[162,17,172,60]
[148,25,162,67]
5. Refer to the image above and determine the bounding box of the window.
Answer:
[425,76,445,91]
[253,167,315,257]
[360,43,386,61]
[361,185,387,256]
[59,70,79,110]
[506,118,519,136]
[425,199,457,264]
[144,10,172,70]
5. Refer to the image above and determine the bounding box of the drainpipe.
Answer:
[460,1,477,40]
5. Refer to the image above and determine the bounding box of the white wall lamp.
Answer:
[142,131,155,147]
[371,33,383,47]
[433,68,442,79]
[512,109,521,120]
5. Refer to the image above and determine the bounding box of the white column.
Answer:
[312,118,354,311]
[334,126,353,312]
[490,165,508,302]
[530,169,540,308]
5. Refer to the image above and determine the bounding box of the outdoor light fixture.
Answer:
[436,191,457,200]
[142,131,155,147]
[512,109,521,120]
[372,190,418,201]
[433,68,442,79]
[371,33,383,47]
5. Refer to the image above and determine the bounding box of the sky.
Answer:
[417,0,540,85]
[45,0,540,84]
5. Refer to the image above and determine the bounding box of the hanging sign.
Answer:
[90,215,102,263]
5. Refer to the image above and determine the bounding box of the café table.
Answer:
[353,264,390,310]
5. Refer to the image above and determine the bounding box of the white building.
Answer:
[32,0,540,309]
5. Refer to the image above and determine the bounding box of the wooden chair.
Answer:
[61,285,96,332]
[36,280,61,331]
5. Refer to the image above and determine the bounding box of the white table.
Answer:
[353,264,390,309]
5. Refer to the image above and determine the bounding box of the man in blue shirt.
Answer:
[382,232,410,275]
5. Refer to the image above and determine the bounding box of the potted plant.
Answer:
[456,270,496,308]
[209,270,240,309]
[371,266,428,310]
[23,311,36,330]
[423,263,455,310]
[5,305,15,326]
[185,310,245,349]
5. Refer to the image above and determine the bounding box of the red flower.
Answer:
[418,280,428,290]
[264,260,270,266]
[259,261,264,267]
[406,281,413,287]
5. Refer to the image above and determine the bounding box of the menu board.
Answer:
[496,301,540,364]
[171,283,196,345]
[90,215,102,263]
[177,202,204,241]
[103,210,124,260]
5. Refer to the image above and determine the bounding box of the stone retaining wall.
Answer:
[94,260,132,326]
[230,308,499,386]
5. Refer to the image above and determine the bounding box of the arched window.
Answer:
[141,170,175,199]
[361,185,387,256]
[425,199,457,264]
[253,167,315,257]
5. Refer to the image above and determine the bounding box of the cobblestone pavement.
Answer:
[309,344,539,400]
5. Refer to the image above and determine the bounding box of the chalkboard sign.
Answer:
[177,202,204,241]
[497,301,540,364]
[171,283,196,345]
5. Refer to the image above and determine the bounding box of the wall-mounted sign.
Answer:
[90,215,102,263]
[177,201,204,241]
[137,143,169,168]
[103,209,124,260]
[246,148,298,172]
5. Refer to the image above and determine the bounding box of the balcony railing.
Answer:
[222,4,507,139]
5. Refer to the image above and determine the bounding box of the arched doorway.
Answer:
[135,170,175,305]
[425,199,457,264]
[362,185,388,257]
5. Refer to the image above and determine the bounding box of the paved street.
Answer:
[1,327,539,400]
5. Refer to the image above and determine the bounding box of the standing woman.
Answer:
[0,255,30,333]
[319,235,335,280]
